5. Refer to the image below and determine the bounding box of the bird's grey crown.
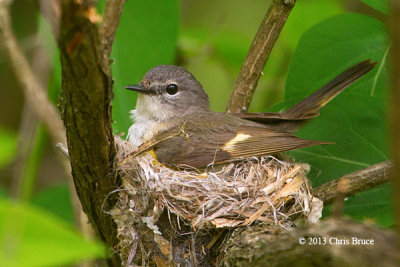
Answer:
[142,65,196,84]
[141,65,209,110]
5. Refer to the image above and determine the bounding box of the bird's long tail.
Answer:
[282,59,377,119]
[235,59,377,132]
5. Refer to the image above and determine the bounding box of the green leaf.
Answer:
[37,15,62,104]
[16,126,46,202]
[323,184,393,227]
[284,14,391,224]
[0,126,17,169]
[0,198,105,266]
[282,0,344,51]
[360,0,389,14]
[32,184,74,224]
[0,187,8,198]
[341,183,393,226]
[111,0,180,136]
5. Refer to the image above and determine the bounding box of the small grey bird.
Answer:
[126,60,376,169]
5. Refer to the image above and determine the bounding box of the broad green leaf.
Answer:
[0,198,105,266]
[282,0,344,51]
[32,184,74,223]
[37,15,62,104]
[178,28,250,111]
[185,57,233,112]
[111,0,180,136]
[0,126,17,169]
[361,0,389,14]
[284,14,391,224]
[180,28,249,72]
[341,183,393,226]
[16,126,46,202]
[0,187,8,198]
[322,184,393,227]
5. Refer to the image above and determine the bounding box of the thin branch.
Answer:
[0,1,65,144]
[0,0,92,238]
[37,0,61,40]
[312,161,393,204]
[11,104,40,198]
[11,21,56,199]
[226,0,296,113]
[99,0,126,70]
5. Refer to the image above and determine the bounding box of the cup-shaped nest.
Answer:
[113,137,322,229]
[111,137,323,264]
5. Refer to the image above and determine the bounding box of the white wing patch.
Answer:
[223,133,251,151]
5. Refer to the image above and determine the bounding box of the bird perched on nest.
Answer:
[126,60,376,169]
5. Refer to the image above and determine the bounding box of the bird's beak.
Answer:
[125,84,155,95]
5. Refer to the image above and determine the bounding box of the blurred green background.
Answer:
[0,0,391,265]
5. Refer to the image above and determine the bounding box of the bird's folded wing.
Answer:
[153,126,329,169]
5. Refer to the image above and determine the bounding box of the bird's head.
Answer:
[126,65,209,121]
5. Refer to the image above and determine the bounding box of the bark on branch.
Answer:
[221,218,399,266]
[99,0,126,71]
[56,0,125,265]
[226,0,296,113]
[313,161,393,204]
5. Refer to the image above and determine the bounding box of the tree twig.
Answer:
[312,161,393,204]
[0,0,94,241]
[99,0,126,70]
[11,19,56,199]
[11,104,40,198]
[226,0,296,113]
[0,1,66,145]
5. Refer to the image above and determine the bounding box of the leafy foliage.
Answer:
[361,0,389,14]
[0,198,105,266]
[283,13,391,225]
[178,0,344,112]
[111,0,180,135]
[0,127,17,169]
[32,184,74,223]
[0,1,393,266]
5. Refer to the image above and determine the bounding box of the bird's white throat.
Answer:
[127,109,159,147]
[127,95,176,146]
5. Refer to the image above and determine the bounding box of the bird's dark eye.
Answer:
[166,84,178,95]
